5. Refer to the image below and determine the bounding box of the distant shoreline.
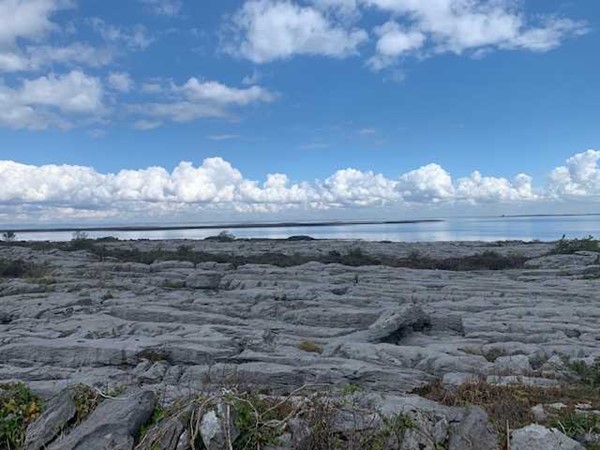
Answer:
[1,219,444,234]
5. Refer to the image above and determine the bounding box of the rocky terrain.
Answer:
[0,237,599,449]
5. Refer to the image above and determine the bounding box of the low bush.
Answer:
[0,259,50,279]
[552,235,600,254]
[0,382,43,449]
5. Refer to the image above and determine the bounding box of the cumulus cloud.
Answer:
[223,0,368,63]
[0,70,106,129]
[368,21,426,70]
[222,0,586,69]
[365,0,588,69]
[1,150,597,221]
[129,78,277,128]
[547,150,600,199]
[0,0,71,46]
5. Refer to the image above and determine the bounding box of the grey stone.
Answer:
[138,414,188,450]
[366,304,431,344]
[442,372,479,388]
[448,406,498,450]
[200,403,239,450]
[495,355,531,374]
[531,404,547,422]
[48,390,156,450]
[185,271,222,289]
[510,424,585,450]
[25,387,77,450]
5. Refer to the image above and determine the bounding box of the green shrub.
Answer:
[1,231,16,242]
[553,235,600,254]
[0,383,43,449]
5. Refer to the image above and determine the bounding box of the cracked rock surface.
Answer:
[0,239,598,401]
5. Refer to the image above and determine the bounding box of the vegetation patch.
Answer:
[0,259,51,279]
[552,235,600,254]
[71,384,102,424]
[416,378,600,448]
[0,382,43,449]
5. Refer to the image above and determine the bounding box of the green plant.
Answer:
[205,231,236,242]
[1,231,16,242]
[101,291,115,300]
[0,259,50,279]
[566,358,600,389]
[230,393,292,449]
[71,384,101,423]
[163,279,185,289]
[553,235,600,254]
[137,403,166,445]
[551,410,600,439]
[0,382,43,449]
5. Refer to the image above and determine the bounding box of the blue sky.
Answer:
[0,0,599,224]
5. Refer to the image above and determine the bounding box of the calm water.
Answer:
[11,215,600,242]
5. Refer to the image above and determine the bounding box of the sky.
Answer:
[0,0,599,226]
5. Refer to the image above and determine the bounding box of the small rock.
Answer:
[531,404,547,422]
[442,372,479,388]
[511,424,584,450]
[200,403,239,450]
[547,402,568,410]
[138,414,188,450]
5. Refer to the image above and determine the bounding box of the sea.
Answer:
[8,215,600,242]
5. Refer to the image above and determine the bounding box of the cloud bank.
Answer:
[1,150,598,223]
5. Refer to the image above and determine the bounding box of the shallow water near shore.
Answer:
[11,214,600,242]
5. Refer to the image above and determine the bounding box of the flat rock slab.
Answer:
[0,240,598,398]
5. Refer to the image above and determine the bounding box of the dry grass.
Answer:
[298,340,323,354]
[415,378,600,448]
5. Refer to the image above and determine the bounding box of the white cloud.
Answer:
[0,70,105,129]
[397,163,455,202]
[107,72,134,93]
[0,0,71,46]
[548,150,600,199]
[208,134,241,141]
[0,43,113,72]
[139,0,182,17]
[365,0,588,69]
[224,0,368,63]
[1,150,599,221]
[368,21,425,69]
[90,18,153,50]
[456,172,537,203]
[129,78,277,128]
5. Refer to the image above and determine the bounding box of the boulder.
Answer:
[448,406,498,450]
[48,390,156,450]
[510,424,584,450]
[25,387,78,450]
[366,305,431,344]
